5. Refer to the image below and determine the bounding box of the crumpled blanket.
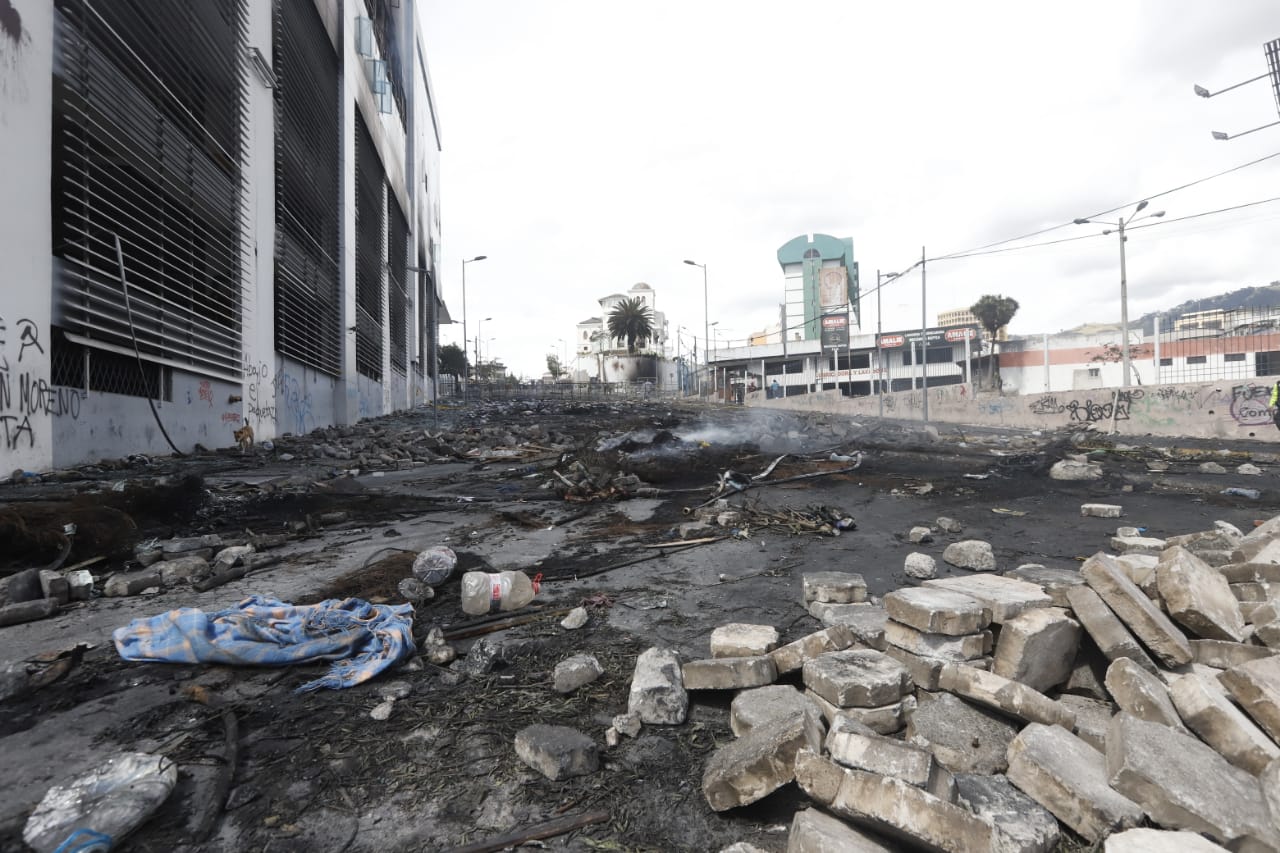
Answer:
[112,595,416,692]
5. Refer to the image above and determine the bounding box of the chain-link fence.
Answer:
[1151,306,1280,385]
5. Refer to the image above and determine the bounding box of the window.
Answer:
[903,346,953,365]
[354,112,386,380]
[1088,368,1100,377]
[1186,355,1207,365]
[1225,353,1246,363]
[388,197,409,372]
[1159,358,1173,366]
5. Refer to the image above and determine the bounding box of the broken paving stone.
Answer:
[1219,655,1280,744]
[559,606,588,630]
[514,724,600,781]
[1199,461,1228,474]
[802,650,912,709]
[802,571,867,604]
[903,552,937,580]
[37,571,69,606]
[955,773,1061,853]
[369,699,396,721]
[816,604,887,651]
[701,705,824,811]
[939,664,1076,729]
[769,625,855,675]
[1192,638,1275,669]
[1103,828,1229,852]
[0,599,58,627]
[710,623,780,658]
[554,654,604,693]
[5,569,43,604]
[941,540,997,572]
[787,807,896,853]
[906,691,1019,775]
[161,534,222,556]
[65,570,92,601]
[883,587,991,636]
[213,544,254,568]
[1081,551,1193,668]
[682,656,777,690]
[612,712,641,739]
[627,647,688,725]
[1109,535,1168,556]
[806,689,914,735]
[936,516,963,534]
[1007,723,1143,843]
[1106,713,1279,849]
[1081,503,1123,518]
[908,526,933,544]
[883,620,989,663]
[993,607,1081,692]
[1064,585,1160,675]
[1050,459,1103,481]
[718,844,768,853]
[1169,673,1280,775]
[730,685,824,737]
[1103,658,1187,732]
[924,574,1052,623]
[884,644,948,692]
[1237,463,1264,477]
[103,569,162,598]
[825,714,934,786]
[1156,546,1247,643]
[1057,694,1115,752]
[794,748,995,853]
[1004,565,1084,608]
[154,556,210,586]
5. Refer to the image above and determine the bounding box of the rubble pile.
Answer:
[629,510,1280,851]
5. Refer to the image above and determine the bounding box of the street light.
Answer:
[461,255,487,382]
[684,260,709,397]
[1210,121,1280,141]
[1074,201,1166,386]
[1192,72,1268,99]
[475,316,492,382]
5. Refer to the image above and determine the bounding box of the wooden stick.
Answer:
[443,810,610,853]
[643,536,723,548]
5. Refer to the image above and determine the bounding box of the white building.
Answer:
[574,283,670,378]
[0,0,445,472]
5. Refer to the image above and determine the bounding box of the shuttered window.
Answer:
[354,112,385,381]
[52,0,249,382]
[388,197,408,373]
[273,0,341,376]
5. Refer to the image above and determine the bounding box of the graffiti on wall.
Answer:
[243,359,276,423]
[1227,383,1273,426]
[1027,390,1144,424]
[274,371,314,436]
[0,314,77,450]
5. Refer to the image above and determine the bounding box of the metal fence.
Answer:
[435,378,693,402]
[1150,306,1280,386]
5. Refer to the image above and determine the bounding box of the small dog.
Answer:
[233,419,254,453]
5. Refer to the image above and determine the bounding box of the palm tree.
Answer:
[969,295,1019,390]
[607,297,654,354]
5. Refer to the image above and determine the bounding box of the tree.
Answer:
[439,343,468,381]
[546,353,565,381]
[969,295,1019,389]
[607,297,654,354]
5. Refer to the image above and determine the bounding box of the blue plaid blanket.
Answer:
[113,595,416,691]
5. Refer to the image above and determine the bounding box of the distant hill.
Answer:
[1059,281,1280,336]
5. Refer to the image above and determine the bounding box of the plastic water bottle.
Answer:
[460,570,541,615]
[412,545,458,586]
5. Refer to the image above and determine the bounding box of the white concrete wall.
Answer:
[0,0,53,474]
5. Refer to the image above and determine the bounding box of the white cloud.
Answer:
[421,0,1280,378]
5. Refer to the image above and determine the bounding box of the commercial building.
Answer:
[776,234,861,342]
[1,0,445,473]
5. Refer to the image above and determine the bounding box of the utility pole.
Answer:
[920,246,928,424]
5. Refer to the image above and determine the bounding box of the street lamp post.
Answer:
[461,255,487,383]
[1074,201,1165,387]
[684,260,709,397]
[475,316,492,382]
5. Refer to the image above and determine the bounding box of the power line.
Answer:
[1127,195,1280,231]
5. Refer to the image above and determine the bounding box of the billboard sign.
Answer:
[820,313,849,348]
[819,267,848,309]
[878,333,905,348]
[945,327,977,342]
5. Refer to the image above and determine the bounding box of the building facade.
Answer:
[776,234,860,342]
[574,283,669,379]
[1,0,444,473]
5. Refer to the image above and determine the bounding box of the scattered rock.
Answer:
[941,540,997,572]
[1050,459,1102,481]
[710,623,780,658]
[1199,461,1227,474]
[908,526,933,544]
[560,606,589,630]
[627,647,688,725]
[514,724,600,781]
[802,572,868,604]
[903,552,937,580]
[702,707,823,811]
[554,654,604,693]
[1081,504,1122,518]
[1237,463,1263,476]
[936,517,963,534]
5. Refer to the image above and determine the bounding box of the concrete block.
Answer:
[1220,562,1280,583]
[884,643,947,691]
[162,534,222,555]
[1057,694,1115,752]
[1110,535,1168,556]
[1050,459,1102,480]
[1062,637,1113,701]
[103,569,162,597]
[0,599,58,627]
[710,623,780,658]
[787,808,896,853]
[803,571,867,604]
[37,570,69,605]
[925,574,1053,623]
[884,587,991,636]
[955,773,1061,853]
[730,684,824,738]
[802,650,911,709]
[1006,722,1143,843]
[884,620,989,662]
[1169,673,1280,775]
[907,691,1020,775]
[627,647,687,725]
[1103,658,1187,732]
[1082,503,1123,518]
[825,714,934,786]
[1219,655,1280,744]
[818,604,887,650]
[553,654,603,693]
[702,705,824,811]
[1157,546,1247,642]
[1003,565,1085,607]
[1232,582,1271,603]
[1103,828,1229,852]
[904,552,937,580]
[1065,585,1160,675]
[794,749,995,853]
[64,570,93,601]
[806,689,913,735]
[514,724,599,780]
[1192,638,1275,669]
[993,606,1081,692]
[769,625,854,675]
[1262,758,1280,841]
[1081,551,1193,668]
[154,555,210,586]
[941,539,997,571]
[682,655,777,690]
[939,663,1077,729]
[1106,713,1279,849]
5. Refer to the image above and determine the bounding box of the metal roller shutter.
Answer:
[354,112,385,381]
[388,196,408,373]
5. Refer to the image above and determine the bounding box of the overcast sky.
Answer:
[419,0,1280,380]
